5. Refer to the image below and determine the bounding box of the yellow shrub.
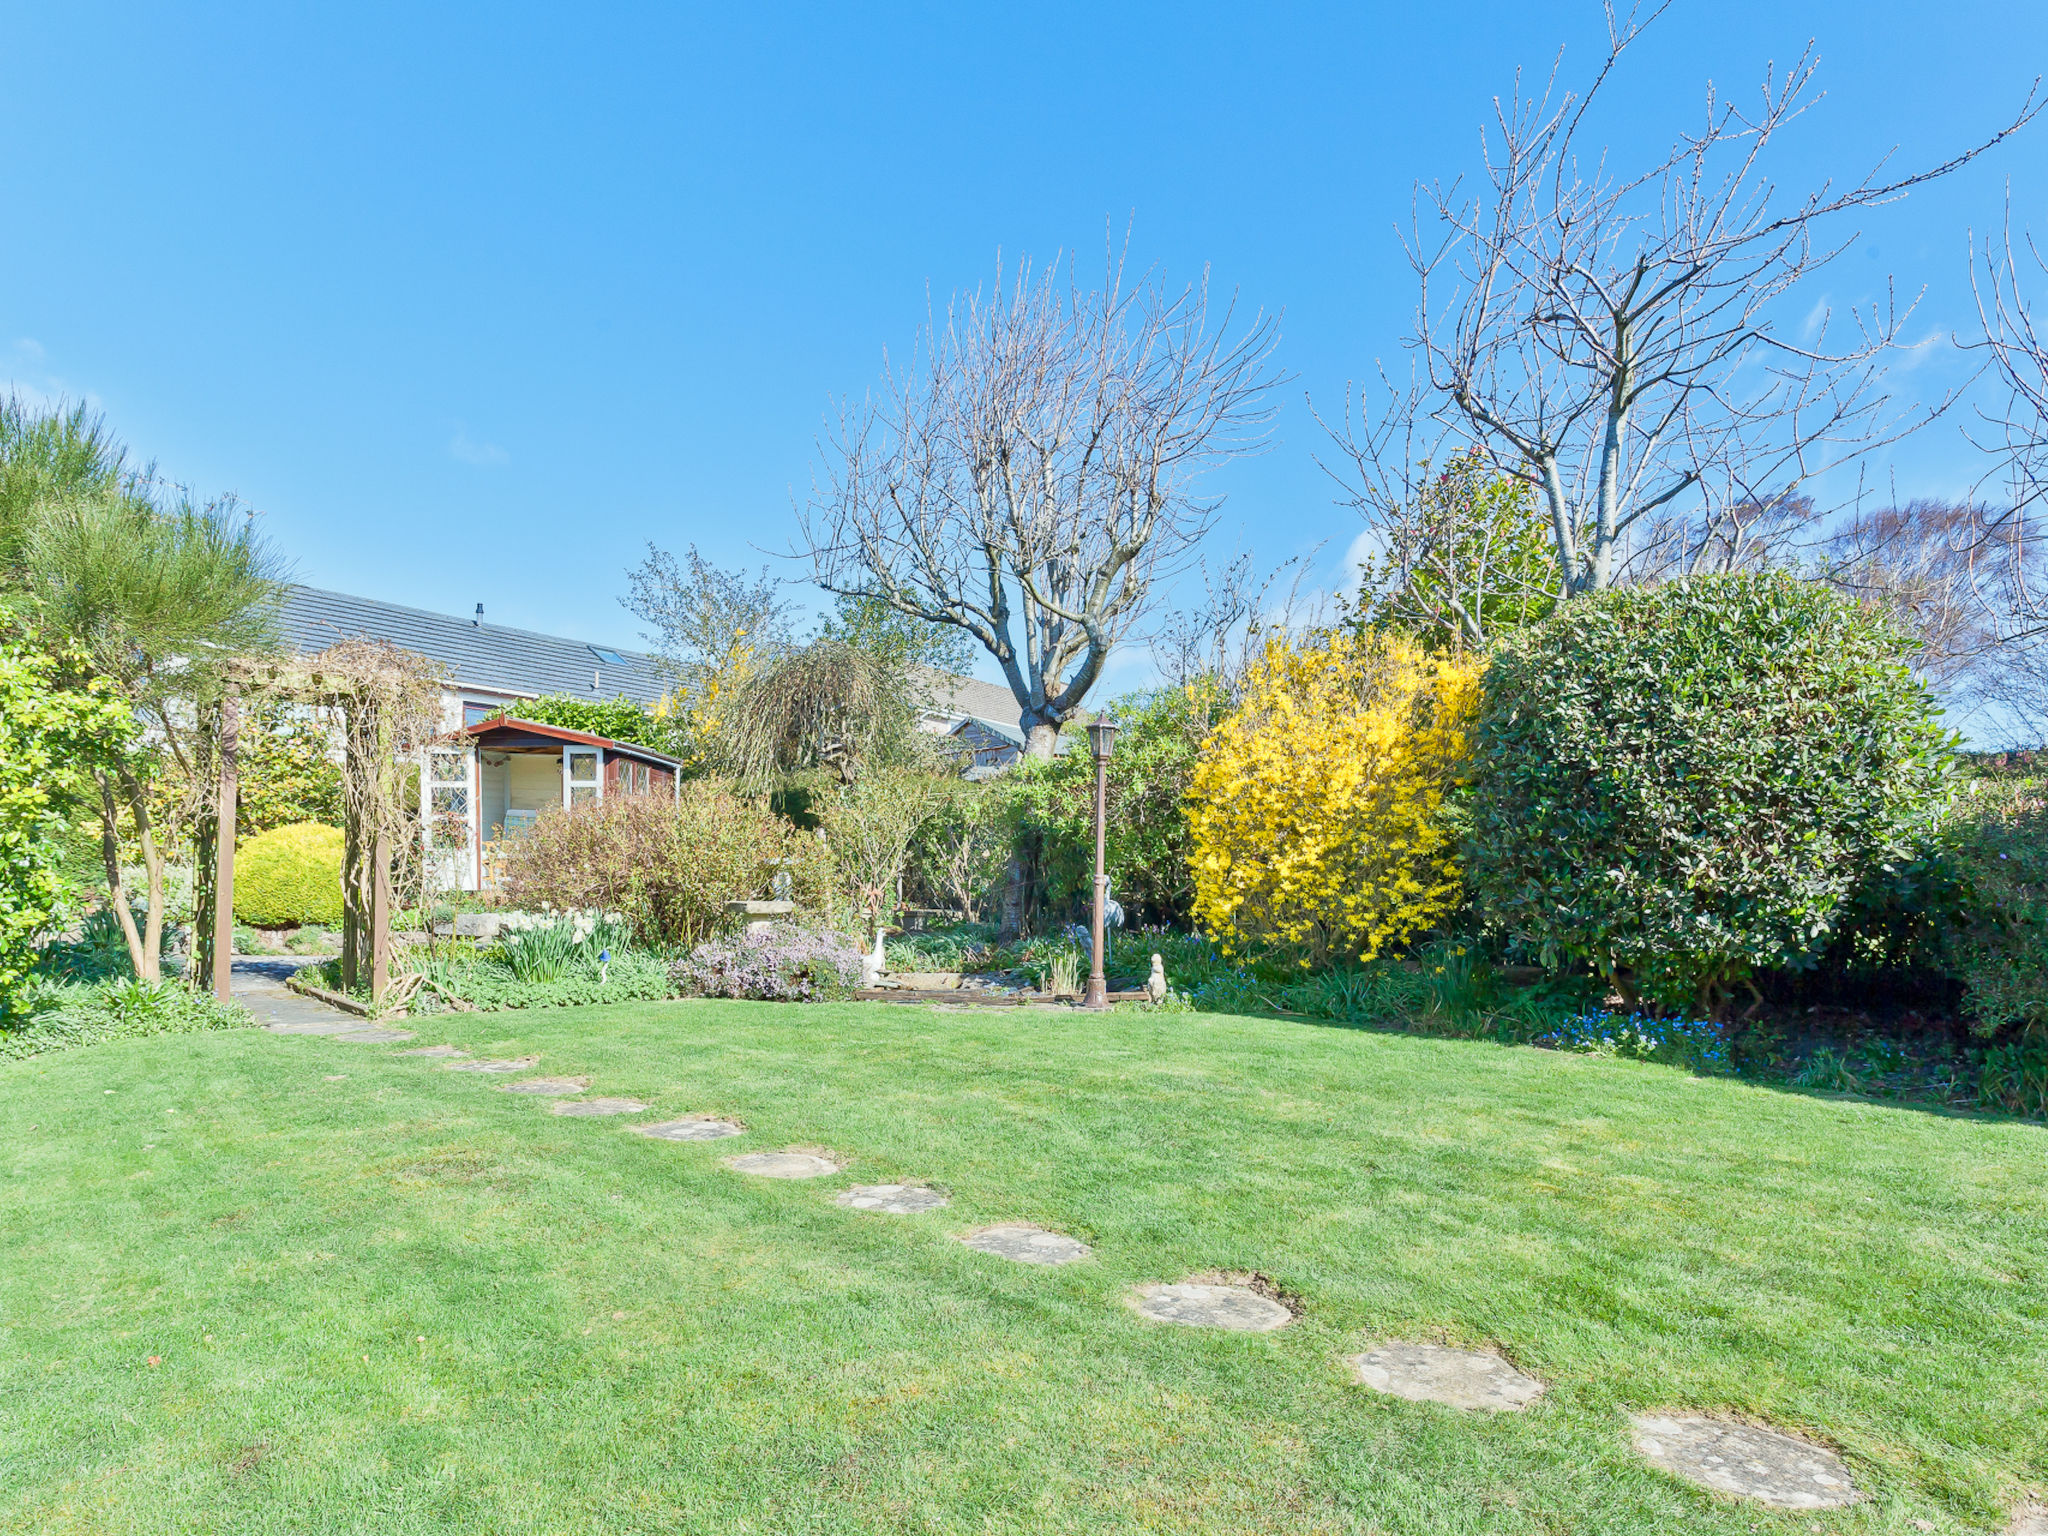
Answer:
[1188,632,1480,965]
[234,822,345,928]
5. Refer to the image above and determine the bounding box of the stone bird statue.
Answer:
[1146,953,1167,1003]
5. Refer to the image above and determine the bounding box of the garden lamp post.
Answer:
[1084,715,1118,1009]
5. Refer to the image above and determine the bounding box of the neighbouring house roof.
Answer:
[458,716,683,769]
[278,584,669,706]
[916,668,1025,741]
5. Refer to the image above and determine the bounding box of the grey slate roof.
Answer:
[915,667,1025,739]
[278,585,670,706]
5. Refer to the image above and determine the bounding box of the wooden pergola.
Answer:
[205,643,442,1007]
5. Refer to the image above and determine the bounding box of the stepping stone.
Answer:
[2010,1504,2048,1536]
[264,1020,361,1036]
[636,1117,745,1142]
[335,1027,415,1043]
[550,1097,647,1117]
[447,1058,538,1074]
[500,1077,589,1095]
[1127,1282,1293,1332]
[1629,1414,1861,1509]
[726,1151,840,1179]
[1347,1343,1545,1412]
[835,1184,948,1214]
[395,1045,467,1058]
[960,1224,1091,1264]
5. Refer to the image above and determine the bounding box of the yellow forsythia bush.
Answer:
[1188,631,1480,965]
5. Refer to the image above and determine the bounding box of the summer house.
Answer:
[427,717,683,893]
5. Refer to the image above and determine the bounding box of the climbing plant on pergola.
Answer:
[200,640,444,1005]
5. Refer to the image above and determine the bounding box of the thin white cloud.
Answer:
[448,428,508,467]
[1,339,102,416]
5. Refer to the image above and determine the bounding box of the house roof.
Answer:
[458,716,682,769]
[917,668,1025,739]
[278,585,669,706]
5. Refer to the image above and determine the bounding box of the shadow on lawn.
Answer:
[1214,983,2048,1130]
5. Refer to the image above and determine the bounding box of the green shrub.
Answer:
[0,634,136,1020]
[0,979,247,1060]
[501,785,809,947]
[1001,686,1218,928]
[234,822,345,927]
[485,693,684,756]
[1978,1033,2048,1117]
[1465,573,1955,1015]
[34,907,136,983]
[1937,776,2048,1033]
[402,948,675,1014]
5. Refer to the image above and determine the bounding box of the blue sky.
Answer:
[4,1,2045,696]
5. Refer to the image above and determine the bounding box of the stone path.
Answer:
[1347,1344,1544,1412]
[230,958,347,1034]
[229,955,1935,1514]
[2010,1503,2048,1535]
[551,1097,647,1117]
[1628,1414,1861,1509]
[727,1151,840,1178]
[835,1184,948,1214]
[1127,1281,1294,1332]
[960,1225,1090,1264]
[637,1117,746,1142]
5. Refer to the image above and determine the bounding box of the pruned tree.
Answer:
[1338,449,1560,650]
[1330,3,2037,599]
[800,245,1283,758]
[1967,212,2048,634]
[24,484,285,981]
[1150,547,1328,699]
[622,542,795,700]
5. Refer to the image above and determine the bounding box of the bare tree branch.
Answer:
[797,240,1283,757]
[1344,5,2039,598]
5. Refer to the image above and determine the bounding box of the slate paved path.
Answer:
[230,958,358,1034]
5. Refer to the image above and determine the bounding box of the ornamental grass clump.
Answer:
[1465,572,1955,1017]
[1187,630,1480,966]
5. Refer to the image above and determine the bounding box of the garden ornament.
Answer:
[1146,954,1167,1003]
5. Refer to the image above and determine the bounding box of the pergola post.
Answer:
[370,825,391,1004]
[211,687,240,1002]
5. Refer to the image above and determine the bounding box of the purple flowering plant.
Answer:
[674,925,864,1002]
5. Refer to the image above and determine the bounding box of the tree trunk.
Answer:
[1022,721,1060,759]
[998,854,1026,941]
[96,774,149,981]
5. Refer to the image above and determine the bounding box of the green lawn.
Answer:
[2,1001,2043,1535]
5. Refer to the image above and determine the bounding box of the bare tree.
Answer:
[1335,3,2036,600]
[799,246,1283,758]
[1150,547,1328,696]
[1968,213,2048,635]
[623,543,796,700]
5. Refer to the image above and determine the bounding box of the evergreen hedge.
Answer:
[234,822,345,927]
[1464,573,1955,1015]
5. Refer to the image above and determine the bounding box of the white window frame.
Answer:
[563,745,603,808]
[425,744,480,889]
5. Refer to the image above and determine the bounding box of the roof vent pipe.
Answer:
[474,603,484,627]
